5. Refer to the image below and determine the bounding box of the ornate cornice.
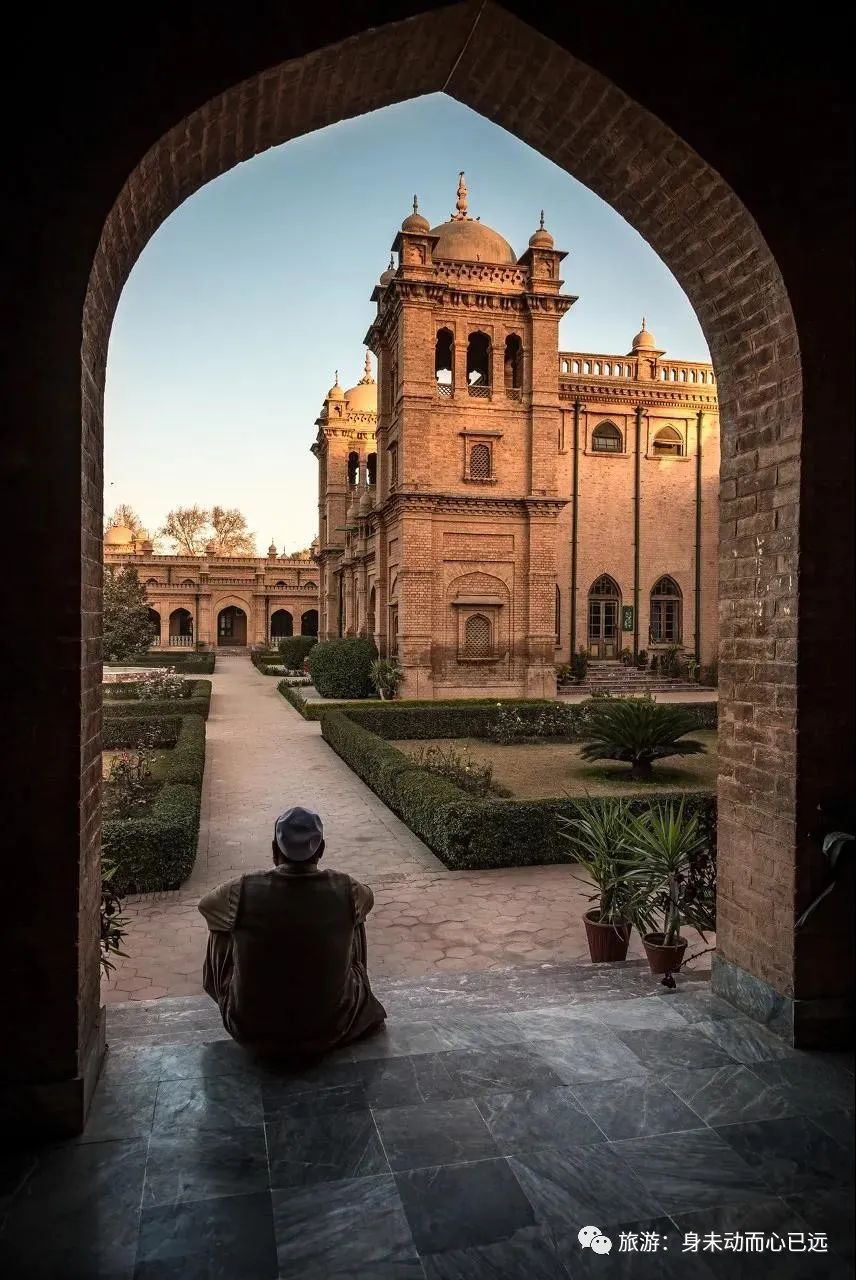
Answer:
[378,490,567,519]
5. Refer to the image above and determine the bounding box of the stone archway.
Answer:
[10,2,852,1135]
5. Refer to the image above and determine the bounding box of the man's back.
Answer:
[199,861,384,1054]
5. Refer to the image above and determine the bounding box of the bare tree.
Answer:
[210,505,256,556]
[105,504,144,538]
[159,506,211,555]
[285,546,312,560]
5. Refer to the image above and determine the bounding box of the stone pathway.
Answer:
[103,660,710,1001]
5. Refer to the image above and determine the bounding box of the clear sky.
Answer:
[105,93,709,552]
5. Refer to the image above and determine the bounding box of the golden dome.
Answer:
[105,524,133,545]
[631,318,657,350]
[401,195,430,234]
[430,172,515,265]
[345,353,377,414]
[528,211,554,249]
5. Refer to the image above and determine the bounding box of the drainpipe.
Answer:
[633,404,643,659]
[695,410,703,664]
[570,399,581,657]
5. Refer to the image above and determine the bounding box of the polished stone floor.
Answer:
[2,963,853,1279]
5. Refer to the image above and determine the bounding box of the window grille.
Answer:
[464,613,492,657]
[469,443,492,479]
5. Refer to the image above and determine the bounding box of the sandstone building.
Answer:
[103,527,318,649]
[313,176,719,698]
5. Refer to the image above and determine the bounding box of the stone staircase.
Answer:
[559,659,703,695]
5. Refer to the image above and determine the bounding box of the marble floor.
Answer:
[2,962,853,1279]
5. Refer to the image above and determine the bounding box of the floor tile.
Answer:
[808,1110,854,1157]
[0,1138,146,1278]
[750,1060,856,1115]
[78,1080,158,1142]
[266,1108,388,1188]
[396,1158,537,1256]
[615,1028,736,1071]
[786,1188,856,1264]
[101,1045,166,1086]
[508,1143,661,1230]
[714,1115,854,1196]
[532,1031,648,1084]
[143,1125,269,1206]
[350,1021,447,1059]
[670,1197,852,1278]
[665,1065,802,1125]
[422,1224,572,1279]
[358,1053,464,1108]
[475,1086,605,1154]
[153,1074,262,1130]
[273,1173,422,1278]
[581,995,689,1031]
[692,1016,800,1064]
[571,1076,701,1140]
[441,1045,565,1096]
[263,1079,369,1117]
[664,991,743,1024]
[156,1039,262,1080]
[509,1004,601,1040]
[260,1059,363,1113]
[430,1013,523,1050]
[613,1128,769,1213]
[134,1191,277,1278]
[375,1098,498,1171]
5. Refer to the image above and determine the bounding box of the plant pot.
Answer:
[583,910,632,962]
[642,932,687,975]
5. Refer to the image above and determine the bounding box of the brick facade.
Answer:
[4,2,852,1135]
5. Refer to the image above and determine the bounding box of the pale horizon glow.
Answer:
[105,93,710,552]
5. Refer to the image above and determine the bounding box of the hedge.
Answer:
[104,679,195,701]
[103,784,201,894]
[102,713,206,893]
[102,679,212,721]
[105,651,215,673]
[277,634,317,668]
[307,636,378,698]
[320,708,716,871]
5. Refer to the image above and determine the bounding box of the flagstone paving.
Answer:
[102,658,709,1002]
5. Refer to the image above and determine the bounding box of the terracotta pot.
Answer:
[642,932,687,975]
[583,910,632,962]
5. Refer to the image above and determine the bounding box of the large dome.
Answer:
[430,218,516,265]
[344,380,377,414]
[631,319,657,351]
[105,524,133,545]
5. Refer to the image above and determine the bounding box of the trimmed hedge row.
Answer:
[307,636,377,698]
[102,680,212,721]
[104,680,195,700]
[320,708,716,871]
[105,651,216,673]
[102,712,206,894]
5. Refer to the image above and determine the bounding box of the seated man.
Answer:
[198,805,386,1056]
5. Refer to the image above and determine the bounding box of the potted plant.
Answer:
[558,797,634,961]
[622,800,713,975]
[369,656,404,700]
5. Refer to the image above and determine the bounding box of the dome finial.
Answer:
[388,254,394,270]
[359,350,375,385]
[642,316,647,330]
[452,171,470,222]
[335,369,339,384]
[539,210,545,229]
[413,195,419,215]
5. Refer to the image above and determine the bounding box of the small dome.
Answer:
[268,540,277,557]
[401,195,430,234]
[326,372,344,401]
[358,487,372,515]
[430,218,516,265]
[379,254,396,287]
[631,318,657,350]
[105,524,133,545]
[346,496,359,525]
[345,351,377,414]
[528,211,554,249]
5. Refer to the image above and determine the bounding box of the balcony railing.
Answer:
[169,634,194,647]
[505,387,522,400]
[468,384,491,399]
[437,383,454,399]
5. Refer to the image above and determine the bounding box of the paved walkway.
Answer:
[103,658,710,1001]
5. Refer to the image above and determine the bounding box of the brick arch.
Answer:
[18,1,849,1138]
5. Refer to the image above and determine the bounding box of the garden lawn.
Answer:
[399,729,718,797]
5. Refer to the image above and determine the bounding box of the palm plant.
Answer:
[579,696,705,779]
[558,797,633,924]
[621,800,713,946]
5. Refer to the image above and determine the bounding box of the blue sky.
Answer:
[105,93,709,551]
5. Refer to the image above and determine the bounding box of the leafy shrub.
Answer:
[102,784,201,894]
[103,679,212,721]
[558,797,634,923]
[277,635,317,669]
[622,800,716,942]
[619,647,633,667]
[556,663,573,684]
[102,716,180,749]
[635,649,648,670]
[658,644,683,677]
[136,668,187,700]
[105,651,215,673]
[307,636,378,698]
[409,742,495,797]
[320,708,716,870]
[150,714,206,786]
[579,697,706,779]
[278,681,310,715]
[103,565,158,661]
[100,858,128,976]
[484,701,577,744]
[370,658,405,700]
[105,736,157,814]
[571,647,591,681]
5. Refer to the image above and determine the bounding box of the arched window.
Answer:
[588,576,620,659]
[468,442,492,480]
[650,576,682,644]
[602,363,611,376]
[169,607,193,646]
[347,450,359,487]
[181,578,195,587]
[504,334,523,392]
[652,426,684,457]
[572,360,580,374]
[367,452,377,486]
[561,359,570,373]
[300,608,319,637]
[146,578,158,586]
[270,608,293,640]
[304,580,317,590]
[466,331,491,393]
[594,362,602,375]
[591,422,623,453]
[147,607,161,646]
[435,327,454,392]
[275,580,287,589]
[583,361,591,374]
[464,613,492,657]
